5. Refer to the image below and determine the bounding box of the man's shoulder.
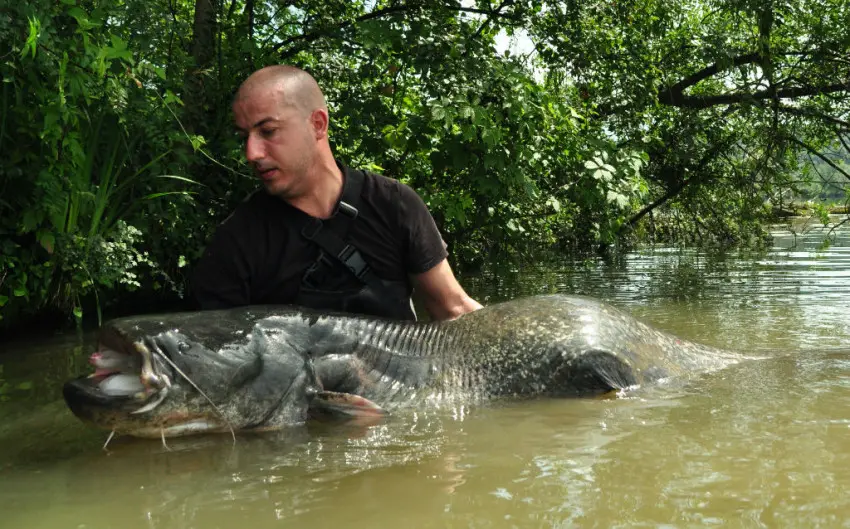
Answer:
[218,189,281,230]
[357,166,425,207]
[361,167,403,192]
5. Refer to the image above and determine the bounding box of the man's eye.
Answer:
[260,128,276,137]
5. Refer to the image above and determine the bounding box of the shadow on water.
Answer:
[1,217,850,527]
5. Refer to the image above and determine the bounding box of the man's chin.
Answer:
[262,179,294,199]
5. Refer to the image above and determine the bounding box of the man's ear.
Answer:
[310,109,329,139]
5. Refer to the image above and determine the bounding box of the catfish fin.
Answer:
[308,391,387,420]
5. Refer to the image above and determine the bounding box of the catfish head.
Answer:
[63,307,322,438]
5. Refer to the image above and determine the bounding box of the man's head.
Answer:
[233,65,331,198]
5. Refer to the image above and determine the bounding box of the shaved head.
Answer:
[232,65,340,208]
[235,65,327,117]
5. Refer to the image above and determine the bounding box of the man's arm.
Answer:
[412,258,482,321]
[391,177,482,320]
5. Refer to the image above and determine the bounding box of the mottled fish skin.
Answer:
[63,294,746,437]
[302,294,743,407]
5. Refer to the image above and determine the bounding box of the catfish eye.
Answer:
[178,341,191,353]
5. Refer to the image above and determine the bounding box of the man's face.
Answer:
[233,84,317,198]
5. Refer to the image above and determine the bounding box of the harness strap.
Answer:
[298,168,398,297]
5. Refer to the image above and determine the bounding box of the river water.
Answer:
[2,217,850,528]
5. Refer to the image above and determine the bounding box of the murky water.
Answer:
[2,217,850,528]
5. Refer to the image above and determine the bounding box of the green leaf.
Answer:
[110,34,127,51]
[38,231,55,254]
[16,381,33,391]
[484,153,501,169]
[0,295,8,307]
[21,17,41,59]
[189,135,206,151]
[593,169,612,181]
[13,287,27,297]
[154,174,203,186]
[472,108,487,127]
[606,190,629,208]
[144,191,198,200]
[68,7,88,23]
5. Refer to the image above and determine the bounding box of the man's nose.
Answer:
[245,134,264,162]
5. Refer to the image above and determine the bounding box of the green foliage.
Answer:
[2,0,849,329]
[0,0,200,329]
[531,0,850,246]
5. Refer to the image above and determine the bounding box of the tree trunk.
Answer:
[183,0,218,135]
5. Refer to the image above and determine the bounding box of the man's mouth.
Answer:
[256,167,278,180]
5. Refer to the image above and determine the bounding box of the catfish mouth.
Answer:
[63,330,173,417]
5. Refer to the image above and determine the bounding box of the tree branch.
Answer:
[837,131,850,155]
[272,4,417,54]
[777,105,850,131]
[246,0,254,41]
[660,80,849,109]
[226,0,238,21]
[807,151,832,186]
[273,1,524,58]
[463,0,514,56]
[660,52,762,99]
[626,134,737,228]
[788,135,850,182]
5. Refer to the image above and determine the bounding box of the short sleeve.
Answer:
[396,182,449,274]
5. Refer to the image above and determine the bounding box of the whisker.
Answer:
[102,430,116,451]
[151,350,237,445]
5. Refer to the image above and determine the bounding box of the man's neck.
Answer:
[286,159,343,219]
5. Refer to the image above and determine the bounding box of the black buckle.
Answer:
[338,245,369,279]
[338,201,359,219]
[301,218,323,240]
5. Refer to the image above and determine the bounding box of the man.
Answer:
[190,65,482,321]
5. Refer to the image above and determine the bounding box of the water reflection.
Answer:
[2,218,850,528]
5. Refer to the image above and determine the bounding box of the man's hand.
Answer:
[412,259,483,321]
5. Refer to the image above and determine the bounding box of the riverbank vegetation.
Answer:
[1,0,848,331]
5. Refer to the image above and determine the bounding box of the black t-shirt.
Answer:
[190,163,448,310]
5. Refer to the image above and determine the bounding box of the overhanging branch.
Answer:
[660,80,849,109]
[272,4,416,54]
[625,134,738,228]
[788,135,850,182]
[837,131,850,154]
[661,52,762,98]
[273,1,523,57]
[777,105,850,131]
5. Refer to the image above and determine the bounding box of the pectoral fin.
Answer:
[308,391,387,420]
